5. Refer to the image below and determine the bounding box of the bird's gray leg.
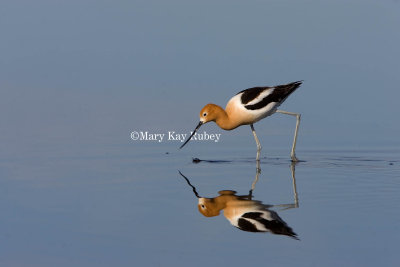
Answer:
[249,159,261,199]
[273,162,299,210]
[290,162,299,208]
[276,110,301,162]
[250,124,262,162]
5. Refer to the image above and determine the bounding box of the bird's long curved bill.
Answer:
[178,171,200,198]
[180,121,203,149]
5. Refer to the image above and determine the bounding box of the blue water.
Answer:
[1,142,399,266]
[2,0,400,266]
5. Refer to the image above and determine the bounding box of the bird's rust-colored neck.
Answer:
[198,191,238,217]
[210,104,238,130]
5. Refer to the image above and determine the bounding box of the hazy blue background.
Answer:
[1,0,400,266]
[1,0,400,153]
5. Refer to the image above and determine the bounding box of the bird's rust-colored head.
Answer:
[180,103,223,149]
[199,103,220,124]
[197,190,237,217]
[198,198,220,217]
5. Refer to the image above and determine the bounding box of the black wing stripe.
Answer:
[237,218,261,232]
[242,212,264,219]
[243,81,302,111]
[238,87,271,105]
[240,212,298,238]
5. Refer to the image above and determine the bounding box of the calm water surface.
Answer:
[1,143,399,267]
[2,0,400,266]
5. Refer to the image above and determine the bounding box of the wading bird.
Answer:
[179,171,299,240]
[180,81,302,161]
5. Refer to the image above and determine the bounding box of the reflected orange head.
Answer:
[197,191,237,217]
[198,198,220,217]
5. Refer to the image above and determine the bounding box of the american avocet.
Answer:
[180,81,302,161]
[179,171,298,239]
[198,190,298,239]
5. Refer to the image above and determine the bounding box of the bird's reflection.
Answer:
[179,162,299,240]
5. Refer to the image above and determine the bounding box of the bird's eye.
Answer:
[201,204,205,208]
[203,113,207,117]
